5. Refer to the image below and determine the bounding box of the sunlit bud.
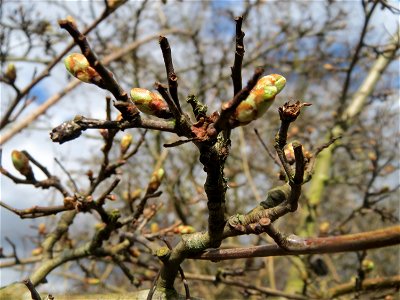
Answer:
[319,221,330,236]
[147,168,165,194]
[150,223,159,233]
[38,223,47,235]
[116,113,123,121]
[5,64,17,83]
[64,53,105,88]
[106,0,125,9]
[130,88,172,118]
[284,143,295,164]
[120,133,133,154]
[65,15,77,28]
[106,194,116,201]
[368,152,377,161]
[323,63,334,71]
[85,278,100,285]
[383,165,395,174]
[173,225,196,234]
[95,223,106,231]
[31,247,43,256]
[11,150,34,179]
[362,259,375,273]
[233,74,286,126]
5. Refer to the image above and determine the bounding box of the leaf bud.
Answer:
[130,88,172,118]
[31,247,43,256]
[11,150,34,179]
[362,259,375,273]
[38,223,47,235]
[64,53,105,88]
[150,222,159,233]
[173,225,196,234]
[233,74,286,126]
[5,63,17,83]
[318,221,330,236]
[147,168,165,194]
[120,133,133,155]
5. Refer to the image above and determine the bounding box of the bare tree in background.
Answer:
[1,1,399,299]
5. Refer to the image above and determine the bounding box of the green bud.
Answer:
[233,74,286,126]
[120,133,133,154]
[64,53,105,88]
[5,64,17,83]
[130,88,172,118]
[11,150,34,179]
[147,168,165,194]
[362,259,375,273]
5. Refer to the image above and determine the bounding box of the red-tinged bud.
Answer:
[232,74,286,126]
[11,150,34,179]
[173,225,196,234]
[120,133,133,154]
[64,53,106,88]
[99,129,108,139]
[130,88,173,119]
[5,63,16,83]
[106,194,116,201]
[147,168,165,194]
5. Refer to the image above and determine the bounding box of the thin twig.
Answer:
[147,269,161,300]
[254,128,281,167]
[5,237,20,264]
[159,36,181,114]
[54,157,79,192]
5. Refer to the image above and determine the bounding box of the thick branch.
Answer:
[193,225,400,260]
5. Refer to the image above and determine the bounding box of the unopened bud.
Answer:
[85,278,100,285]
[120,133,133,154]
[64,53,105,88]
[11,150,34,179]
[5,64,17,83]
[147,168,165,194]
[173,225,196,234]
[130,88,172,118]
[150,222,159,233]
[319,221,330,236]
[233,74,286,126]
[31,247,43,256]
[362,259,375,273]
[38,223,47,235]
